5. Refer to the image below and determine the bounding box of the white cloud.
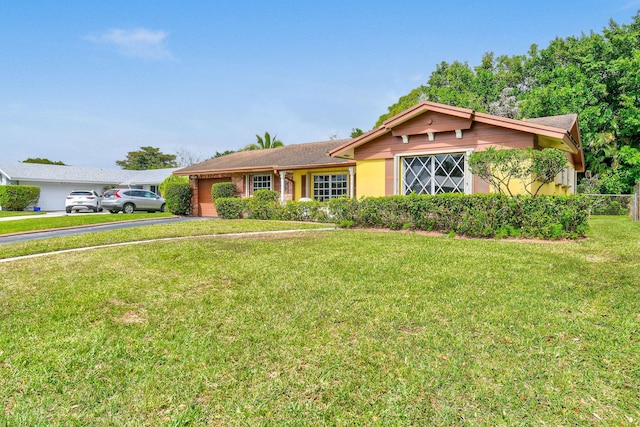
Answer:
[85,28,174,60]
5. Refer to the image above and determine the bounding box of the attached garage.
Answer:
[197,177,232,217]
[0,162,177,211]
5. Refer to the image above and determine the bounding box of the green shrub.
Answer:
[164,183,192,215]
[215,198,248,219]
[280,200,323,221]
[207,191,591,240]
[511,195,590,239]
[0,185,40,211]
[327,197,359,223]
[159,175,188,197]
[211,182,238,200]
[247,190,281,220]
[339,194,589,239]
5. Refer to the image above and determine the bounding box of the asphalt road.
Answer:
[0,216,208,245]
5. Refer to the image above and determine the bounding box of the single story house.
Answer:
[175,101,585,216]
[0,162,177,211]
[175,140,356,216]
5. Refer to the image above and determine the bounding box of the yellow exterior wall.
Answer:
[355,159,386,197]
[488,158,576,196]
[498,176,570,196]
[292,167,351,200]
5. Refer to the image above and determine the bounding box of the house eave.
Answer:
[175,160,356,177]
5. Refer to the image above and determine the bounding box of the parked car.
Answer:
[65,190,103,213]
[101,189,166,214]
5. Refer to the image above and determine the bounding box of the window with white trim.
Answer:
[313,174,348,201]
[401,153,466,195]
[252,174,272,192]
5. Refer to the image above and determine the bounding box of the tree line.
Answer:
[376,12,640,194]
[22,132,284,170]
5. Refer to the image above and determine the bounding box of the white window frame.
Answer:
[394,149,473,195]
[251,174,272,192]
[312,173,349,202]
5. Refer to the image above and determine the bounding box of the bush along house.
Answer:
[175,101,585,216]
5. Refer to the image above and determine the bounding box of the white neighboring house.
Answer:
[0,162,178,211]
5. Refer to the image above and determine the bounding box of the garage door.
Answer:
[198,178,232,216]
[23,181,107,211]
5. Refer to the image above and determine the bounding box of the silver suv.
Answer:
[102,189,166,214]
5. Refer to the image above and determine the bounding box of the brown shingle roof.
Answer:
[525,114,578,131]
[175,139,354,175]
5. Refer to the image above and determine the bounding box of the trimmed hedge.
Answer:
[247,190,280,220]
[165,183,192,215]
[215,193,590,239]
[215,198,247,219]
[0,185,40,211]
[211,182,238,200]
[159,175,188,197]
[329,194,590,239]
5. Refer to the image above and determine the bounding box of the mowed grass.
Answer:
[0,212,173,235]
[0,219,332,260]
[0,217,638,425]
[0,211,45,218]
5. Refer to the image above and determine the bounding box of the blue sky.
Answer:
[1,0,639,168]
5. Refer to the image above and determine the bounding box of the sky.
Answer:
[1,0,639,168]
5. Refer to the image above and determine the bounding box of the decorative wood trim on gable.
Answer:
[329,101,585,172]
[390,111,473,137]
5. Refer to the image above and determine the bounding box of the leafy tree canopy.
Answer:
[243,132,284,151]
[469,147,567,197]
[116,146,177,170]
[350,128,364,138]
[213,149,237,158]
[22,157,66,165]
[377,11,640,192]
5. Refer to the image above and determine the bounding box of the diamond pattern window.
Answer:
[402,153,466,195]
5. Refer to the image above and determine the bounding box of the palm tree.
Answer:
[243,132,284,150]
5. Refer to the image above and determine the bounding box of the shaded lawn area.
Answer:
[0,217,638,425]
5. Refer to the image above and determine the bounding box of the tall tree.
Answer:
[22,157,66,165]
[115,146,177,170]
[243,132,284,151]
[350,128,364,138]
[376,11,640,193]
[175,148,204,167]
[213,149,237,158]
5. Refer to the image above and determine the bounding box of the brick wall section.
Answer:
[189,176,199,216]
[231,174,244,197]
[189,172,297,216]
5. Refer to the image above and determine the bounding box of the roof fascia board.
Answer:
[176,161,356,176]
[382,101,473,128]
[14,177,122,184]
[328,128,391,157]
[330,101,475,157]
[474,112,579,152]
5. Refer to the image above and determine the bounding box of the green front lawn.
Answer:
[0,219,332,260]
[0,210,45,218]
[0,212,173,235]
[0,217,638,425]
